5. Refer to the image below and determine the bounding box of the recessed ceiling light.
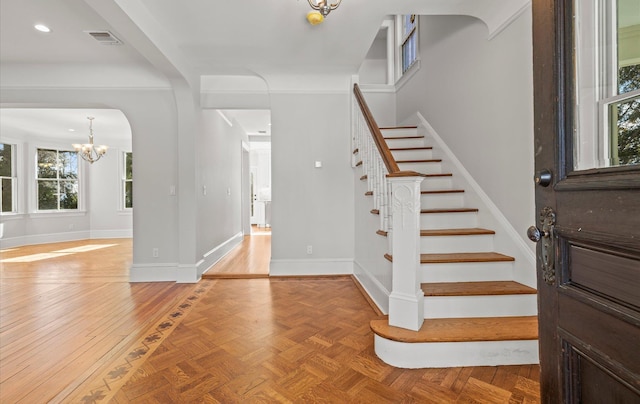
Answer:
[34,24,51,33]
[68,129,75,132]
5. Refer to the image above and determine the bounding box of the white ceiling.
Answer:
[0,109,131,143]
[0,0,527,140]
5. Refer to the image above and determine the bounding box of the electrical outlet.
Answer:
[306,245,313,254]
[152,248,159,258]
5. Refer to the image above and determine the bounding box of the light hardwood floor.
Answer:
[0,234,540,403]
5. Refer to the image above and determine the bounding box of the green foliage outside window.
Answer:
[615,64,640,166]
[0,143,14,212]
[37,148,78,210]
[124,152,133,208]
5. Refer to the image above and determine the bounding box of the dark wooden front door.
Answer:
[532,0,640,402]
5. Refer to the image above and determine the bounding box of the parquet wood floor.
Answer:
[0,234,541,403]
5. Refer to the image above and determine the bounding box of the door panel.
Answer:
[532,0,640,402]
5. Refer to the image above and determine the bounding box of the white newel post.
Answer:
[388,176,425,331]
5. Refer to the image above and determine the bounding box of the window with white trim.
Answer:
[573,0,640,169]
[400,14,418,74]
[36,148,79,210]
[0,143,16,213]
[123,151,133,209]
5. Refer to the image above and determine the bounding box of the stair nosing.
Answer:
[370,316,538,343]
[420,208,478,214]
[420,228,495,236]
[390,147,433,151]
[421,281,537,296]
[420,252,515,264]
[397,159,442,163]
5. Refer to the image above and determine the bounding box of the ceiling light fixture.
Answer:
[306,0,342,25]
[72,117,108,164]
[34,24,51,33]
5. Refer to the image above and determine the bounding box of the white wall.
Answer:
[269,92,355,275]
[195,109,247,273]
[89,142,133,239]
[395,12,535,250]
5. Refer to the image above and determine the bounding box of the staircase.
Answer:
[357,125,539,369]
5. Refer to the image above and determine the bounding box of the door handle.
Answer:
[527,206,556,285]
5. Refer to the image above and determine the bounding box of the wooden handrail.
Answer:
[353,84,421,177]
[353,84,401,174]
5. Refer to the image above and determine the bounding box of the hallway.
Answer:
[202,225,271,278]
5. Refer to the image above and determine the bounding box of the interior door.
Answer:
[532,0,640,402]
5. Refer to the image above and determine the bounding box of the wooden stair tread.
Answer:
[370,316,538,343]
[384,252,514,263]
[420,228,494,236]
[421,208,479,214]
[390,146,433,151]
[421,173,453,178]
[421,281,536,296]
[371,209,380,215]
[360,175,367,180]
[365,191,373,196]
[383,135,424,139]
[420,252,515,263]
[421,189,464,194]
[355,160,363,166]
[396,159,442,163]
[380,126,418,130]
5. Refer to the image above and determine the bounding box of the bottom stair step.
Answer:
[370,316,539,368]
[371,316,538,343]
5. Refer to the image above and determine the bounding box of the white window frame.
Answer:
[574,0,640,169]
[121,150,133,211]
[30,142,85,214]
[394,14,421,89]
[0,141,18,215]
[397,15,419,75]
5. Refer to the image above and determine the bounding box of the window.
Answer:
[36,148,79,210]
[400,14,418,73]
[0,143,16,213]
[123,151,133,209]
[573,0,640,169]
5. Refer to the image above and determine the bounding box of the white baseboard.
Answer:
[89,229,133,239]
[130,263,179,282]
[198,232,244,277]
[353,260,389,314]
[1,231,91,249]
[269,258,353,276]
[1,230,133,249]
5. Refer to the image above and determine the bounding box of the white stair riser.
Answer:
[420,261,514,283]
[381,128,419,138]
[374,336,539,368]
[423,295,538,319]
[420,234,494,253]
[398,161,442,174]
[390,149,433,160]
[420,193,464,209]
[385,138,425,148]
[420,177,453,191]
[420,212,478,229]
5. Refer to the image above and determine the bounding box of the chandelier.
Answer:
[306,0,342,25]
[72,117,108,164]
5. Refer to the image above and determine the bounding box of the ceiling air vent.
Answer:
[85,30,123,45]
